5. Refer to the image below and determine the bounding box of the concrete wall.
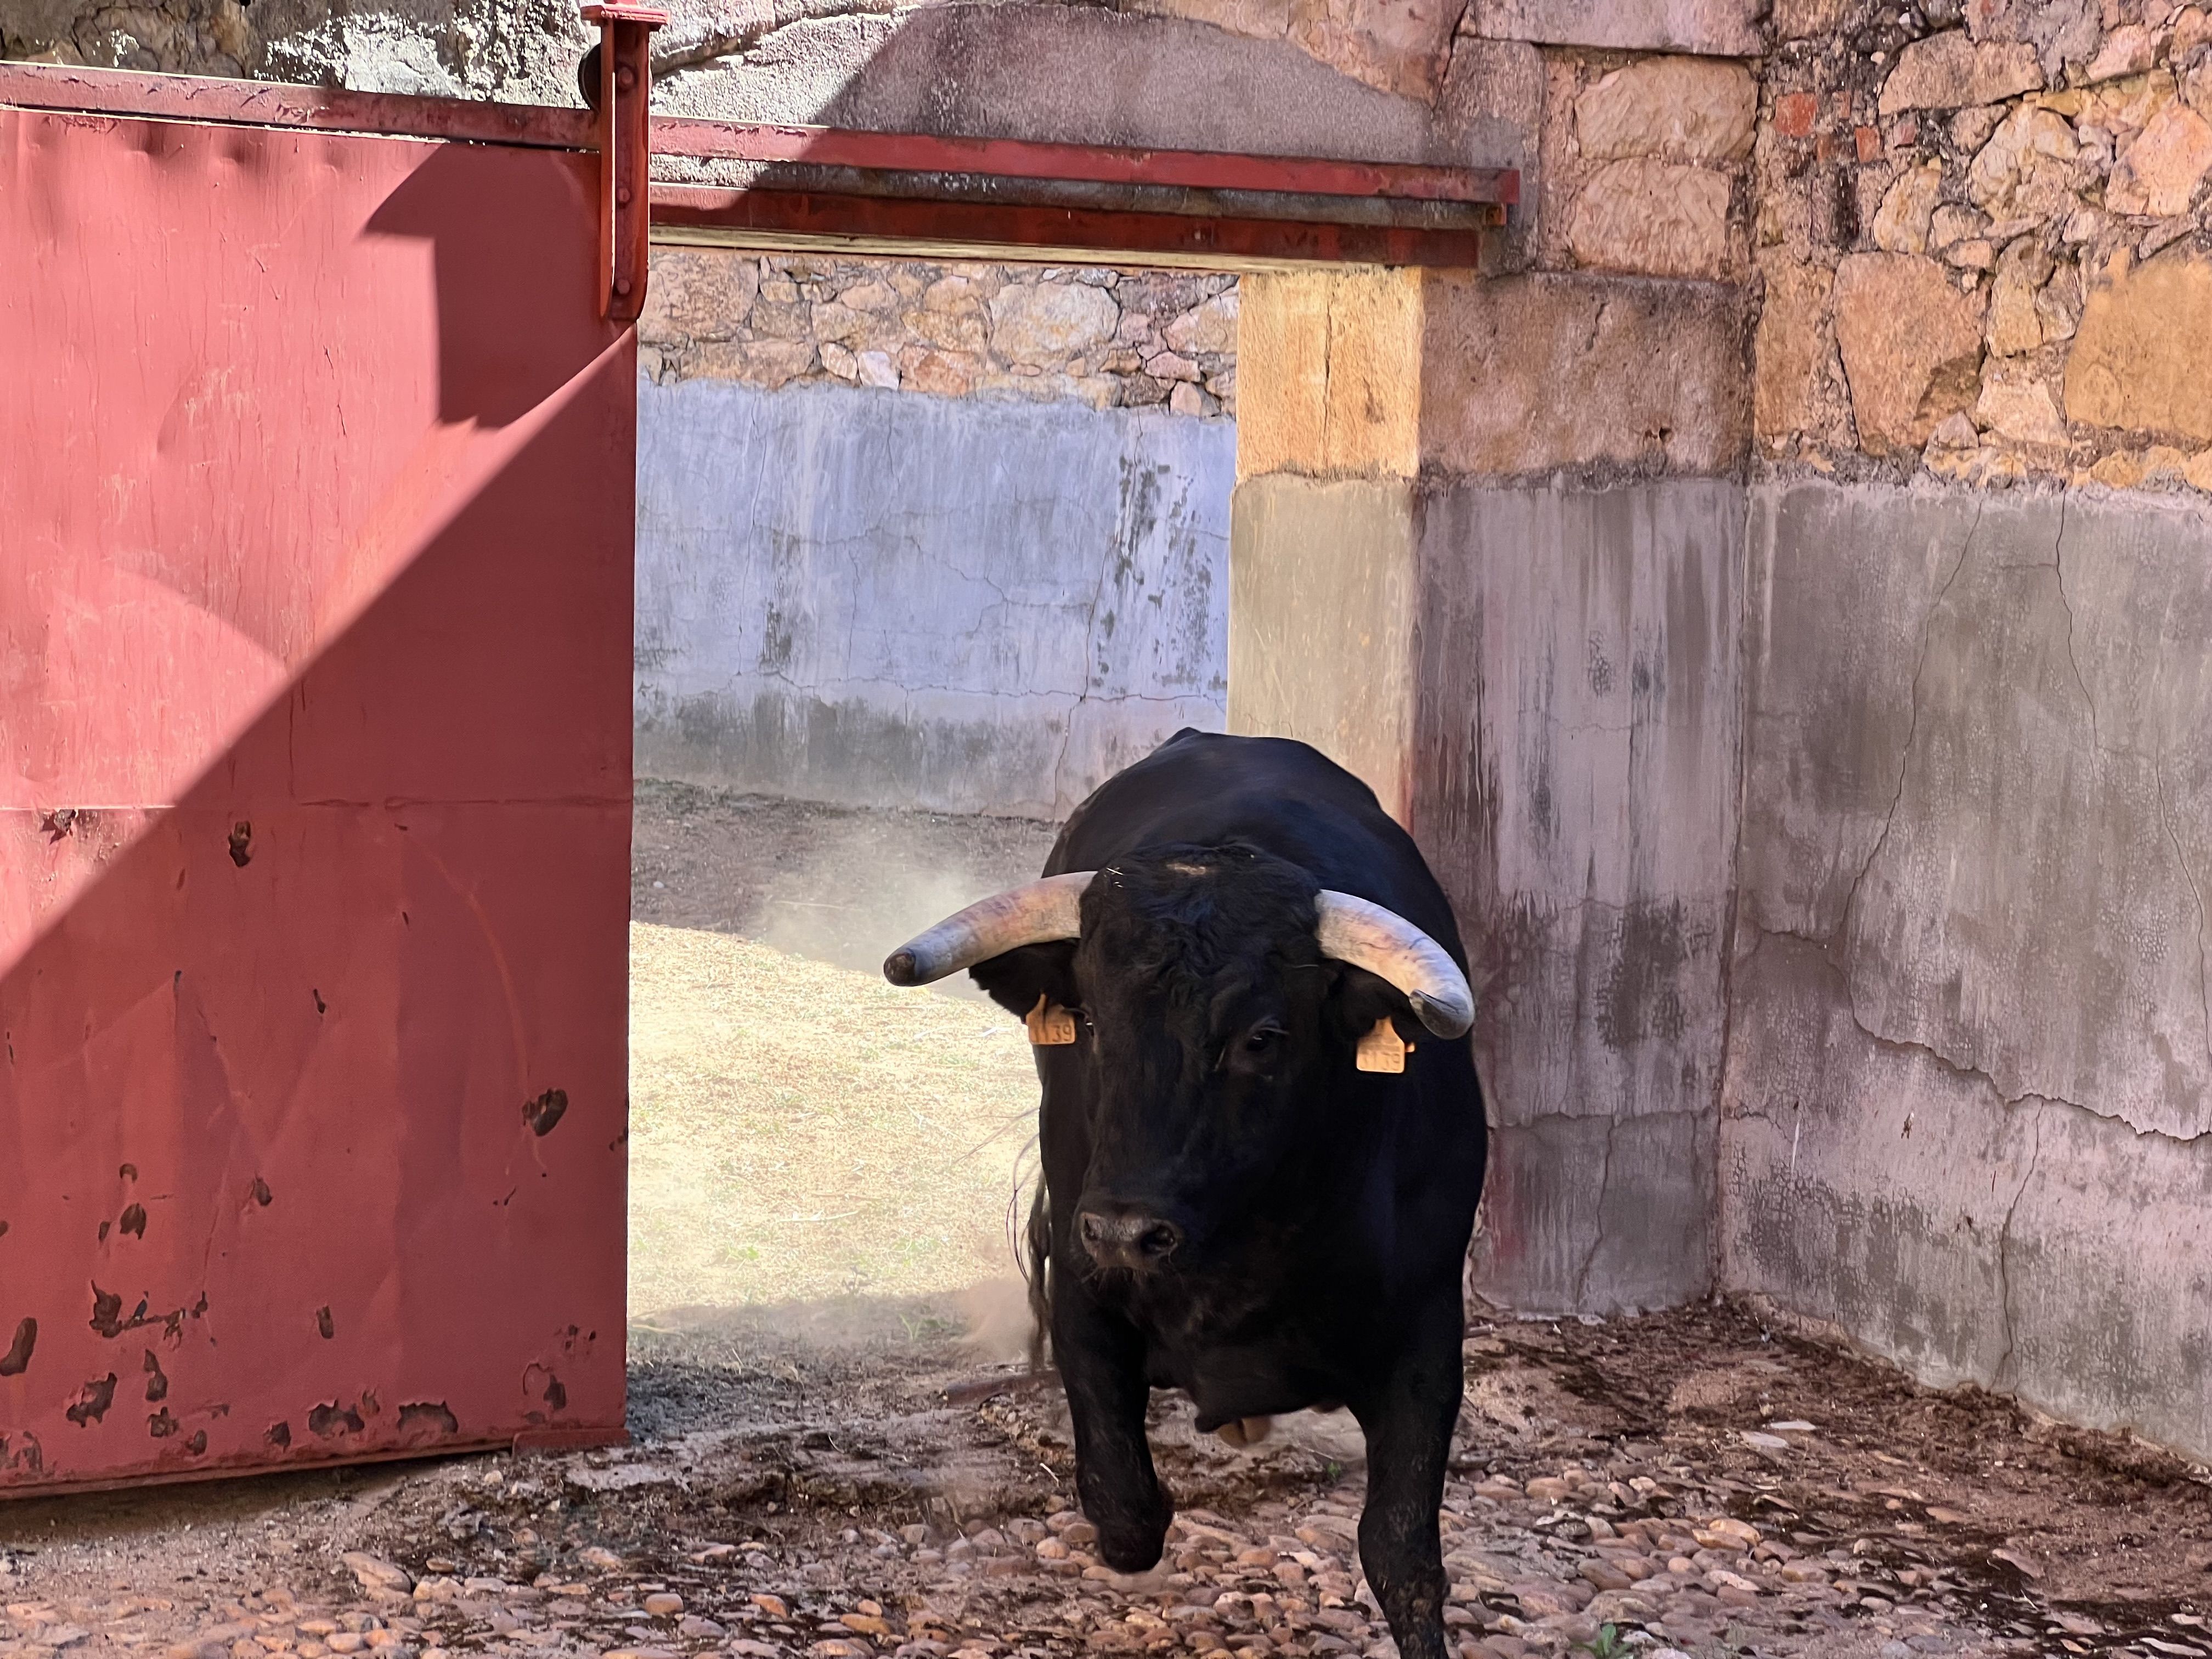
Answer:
[1229,262,1754,1321]
[1216,0,2212,1466]
[1413,478,1743,1315]
[635,376,1232,820]
[1724,477,2212,1461]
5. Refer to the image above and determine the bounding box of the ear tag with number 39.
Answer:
[1026,993,1077,1046]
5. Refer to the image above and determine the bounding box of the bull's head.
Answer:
[883,843,1472,1279]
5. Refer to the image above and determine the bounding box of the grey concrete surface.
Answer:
[658,6,1458,163]
[1412,478,1747,1316]
[1724,477,2212,1460]
[634,376,1232,820]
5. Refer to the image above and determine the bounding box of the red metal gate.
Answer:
[1,81,635,1491]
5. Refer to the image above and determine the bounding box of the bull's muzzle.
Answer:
[1076,1204,1184,1272]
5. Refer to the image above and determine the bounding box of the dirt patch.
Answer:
[628,923,1039,1321]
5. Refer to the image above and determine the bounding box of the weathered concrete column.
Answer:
[1233,266,1751,1315]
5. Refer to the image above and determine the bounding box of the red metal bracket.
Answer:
[582,2,665,321]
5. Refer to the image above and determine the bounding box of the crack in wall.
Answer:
[1990,1105,2045,1392]
[2154,759,2212,1082]
[1836,497,1983,951]
[2047,493,2101,752]
[1746,919,2212,1146]
[1570,1114,1621,1308]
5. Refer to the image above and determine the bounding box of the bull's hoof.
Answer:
[1215,1415,1273,1447]
[1097,1533,1169,1575]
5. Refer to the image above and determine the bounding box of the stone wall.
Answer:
[628,251,1235,819]
[1224,1,1762,1319]
[1757,0,2212,492]
[641,250,1238,417]
[1,0,586,97]
[1720,0,2212,1465]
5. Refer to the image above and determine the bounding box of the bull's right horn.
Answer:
[883,872,1097,986]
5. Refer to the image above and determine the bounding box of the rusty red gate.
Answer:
[0,44,1512,1495]
[0,72,640,1491]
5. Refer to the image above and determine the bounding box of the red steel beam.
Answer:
[651,118,1519,207]
[1,60,1514,265]
[647,185,1490,269]
[0,61,594,149]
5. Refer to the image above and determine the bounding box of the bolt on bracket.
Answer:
[581,2,665,322]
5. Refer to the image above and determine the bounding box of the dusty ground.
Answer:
[628,923,1039,1323]
[1,787,2207,1659]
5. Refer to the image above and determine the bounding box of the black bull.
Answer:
[887,731,1488,1659]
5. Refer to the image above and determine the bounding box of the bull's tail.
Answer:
[1023,1183,1053,1372]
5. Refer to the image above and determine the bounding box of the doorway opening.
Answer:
[619,244,1239,1429]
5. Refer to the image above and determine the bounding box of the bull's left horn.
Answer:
[883,872,1097,986]
[1315,891,1475,1040]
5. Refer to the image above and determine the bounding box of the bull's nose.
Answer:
[1077,1207,1183,1269]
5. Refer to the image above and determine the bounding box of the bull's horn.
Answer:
[883,872,1097,986]
[1316,891,1475,1040]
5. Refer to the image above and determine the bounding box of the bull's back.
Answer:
[1047,731,1464,966]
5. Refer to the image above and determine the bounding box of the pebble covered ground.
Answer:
[1,1302,2205,1659]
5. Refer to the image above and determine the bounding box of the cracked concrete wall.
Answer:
[1723,477,2212,1459]
[635,376,1232,819]
[1231,262,1753,1318]
[1414,479,1745,1316]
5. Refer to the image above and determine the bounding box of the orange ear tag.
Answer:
[1026,994,1077,1046]
[1356,1017,1409,1074]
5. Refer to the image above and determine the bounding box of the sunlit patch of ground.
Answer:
[626,921,1041,1321]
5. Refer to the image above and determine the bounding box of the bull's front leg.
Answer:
[1053,1268,1172,1572]
[1353,1294,1464,1659]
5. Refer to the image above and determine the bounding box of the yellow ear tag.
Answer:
[1026,994,1077,1046]
[1356,1017,1409,1073]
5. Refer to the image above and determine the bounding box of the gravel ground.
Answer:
[2,1304,2207,1659]
[0,787,2206,1659]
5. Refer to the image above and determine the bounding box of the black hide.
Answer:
[966,731,1487,1659]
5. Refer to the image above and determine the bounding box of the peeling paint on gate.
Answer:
[0,104,634,1491]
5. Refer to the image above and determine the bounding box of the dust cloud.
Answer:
[627,785,1060,1359]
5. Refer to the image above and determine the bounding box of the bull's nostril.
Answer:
[1077,1208,1181,1267]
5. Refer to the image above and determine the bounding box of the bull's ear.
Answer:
[968,940,1080,1022]
[1327,962,1420,1046]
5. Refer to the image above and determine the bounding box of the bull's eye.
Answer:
[1244,1025,1286,1054]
